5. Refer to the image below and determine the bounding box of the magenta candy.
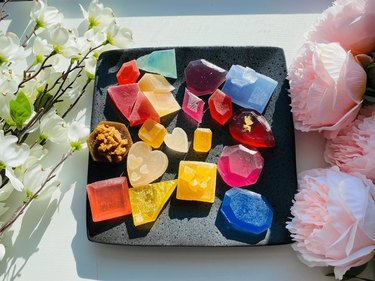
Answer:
[182,88,205,123]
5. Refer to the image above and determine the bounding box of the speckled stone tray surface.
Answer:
[86,46,297,246]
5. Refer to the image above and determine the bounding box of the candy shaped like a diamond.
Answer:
[177,161,217,203]
[116,60,140,85]
[87,177,131,222]
[163,127,189,153]
[138,73,175,94]
[182,88,204,123]
[137,49,177,79]
[129,180,178,226]
[229,109,275,148]
[138,119,167,149]
[208,89,232,125]
[222,65,277,113]
[218,145,264,187]
[143,91,181,117]
[193,128,212,153]
[108,83,140,121]
[185,59,227,96]
[129,92,160,127]
[220,188,273,235]
[127,142,168,187]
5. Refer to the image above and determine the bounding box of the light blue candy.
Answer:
[136,49,177,79]
[222,65,277,113]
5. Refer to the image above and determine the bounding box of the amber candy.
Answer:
[87,121,133,164]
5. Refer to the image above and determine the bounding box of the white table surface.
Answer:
[1,1,374,280]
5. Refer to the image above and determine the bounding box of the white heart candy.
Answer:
[163,127,189,153]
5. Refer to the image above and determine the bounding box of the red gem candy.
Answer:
[108,83,140,120]
[129,92,160,127]
[208,89,232,125]
[116,60,140,85]
[229,109,275,148]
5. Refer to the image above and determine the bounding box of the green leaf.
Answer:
[9,92,32,130]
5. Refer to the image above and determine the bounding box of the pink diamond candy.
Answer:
[182,88,205,123]
[218,144,264,187]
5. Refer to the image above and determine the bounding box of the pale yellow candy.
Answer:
[143,91,181,117]
[163,127,189,153]
[193,128,212,153]
[138,73,174,93]
[138,119,167,148]
[127,141,168,187]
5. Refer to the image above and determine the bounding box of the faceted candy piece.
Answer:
[138,119,167,149]
[220,188,273,235]
[108,83,140,121]
[177,161,217,203]
[163,127,189,153]
[208,89,233,125]
[222,65,277,113]
[182,88,204,123]
[185,59,227,96]
[127,141,168,187]
[129,92,160,127]
[87,121,133,164]
[218,145,264,187]
[193,128,212,153]
[116,60,140,85]
[229,109,275,148]
[137,49,177,79]
[143,91,181,117]
[86,177,131,222]
[138,73,175,94]
[129,180,178,226]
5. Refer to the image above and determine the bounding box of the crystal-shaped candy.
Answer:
[229,109,275,148]
[176,161,217,203]
[138,119,167,149]
[116,60,140,85]
[182,88,204,123]
[127,142,168,187]
[220,188,273,235]
[208,89,232,125]
[143,91,181,117]
[218,145,264,187]
[185,59,227,96]
[163,127,189,153]
[137,49,177,79]
[86,177,131,222]
[222,65,277,113]
[129,92,160,127]
[138,73,175,94]
[193,128,212,153]
[108,83,140,121]
[129,180,178,226]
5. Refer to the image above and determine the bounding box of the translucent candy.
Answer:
[138,73,175,94]
[163,127,189,153]
[143,91,181,117]
[138,119,167,149]
[137,49,177,79]
[193,128,212,153]
[182,88,204,123]
[116,60,140,85]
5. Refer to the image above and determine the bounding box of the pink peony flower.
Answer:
[286,167,375,280]
[325,105,375,181]
[307,0,375,55]
[288,41,366,138]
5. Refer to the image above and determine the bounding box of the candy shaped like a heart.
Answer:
[164,127,189,153]
[127,141,169,187]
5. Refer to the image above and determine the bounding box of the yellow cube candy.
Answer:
[193,128,212,153]
[138,119,167,148]
[176,161,217,203]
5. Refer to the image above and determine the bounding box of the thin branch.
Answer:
[61,78,92,119]
[21,24,38,48]
[0,0,10,22]
[0,151,73,237]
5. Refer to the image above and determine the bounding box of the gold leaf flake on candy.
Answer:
[243,115,253,132]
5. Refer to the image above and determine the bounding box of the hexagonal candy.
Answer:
[185,59,227,96]
[208,89,232,125]
[217,145,264,187]
[220,188,273,235]
[116,60,140,85]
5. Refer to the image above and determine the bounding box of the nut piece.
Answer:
[87,121,133,164]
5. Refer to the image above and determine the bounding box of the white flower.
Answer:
[23,164,60,199]
[80,0,115,32]
[0,93,15,123]
[39,25,69,54]
[23,143,48,171]
[39,109,67,144]
[68,122,89,151]
[84,56,97,80]
[0,180,13,201]
[0,244,5,261]
[31,0,63,29]
[32,36,54,64]
[0,32,26,64]
[106,22,133,48]
[0,131,30,191]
